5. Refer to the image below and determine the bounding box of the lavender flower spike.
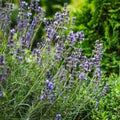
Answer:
[56,114,62,120]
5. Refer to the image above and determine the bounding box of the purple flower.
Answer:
[27,12,32,17]
[55,12,60,19]
[26,32,31,40]
[54,54,62,61]
[72,16,76,25]
[21,1,28,8]
[46,80,54,92]
[64,3,68,9]
[49,94,55,103]
[0,92,3,97]
[37,6,42,12]
[18,21,23,29]
[53,21,58,25]
[18,56,24,61]
[46,70,51,79]
[92,40,103,67]
[67,31,77,44]
[94,67,102,79]
[79,72,87,80]
[9,29,15,36]
[56,114,61,120]
[0,74,3,81]
[40,94,46,101]
[0,55,5,65]
[43,18,48,25]
[56,42,64,53]
[46,45,51,53]
[102,85,108,96]
[46,27,55,39]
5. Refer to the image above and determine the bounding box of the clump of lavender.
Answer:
[0,1,104,120]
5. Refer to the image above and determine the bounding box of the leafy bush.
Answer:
[0,1,119,120]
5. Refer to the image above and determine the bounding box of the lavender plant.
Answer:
[0,1,106,120]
